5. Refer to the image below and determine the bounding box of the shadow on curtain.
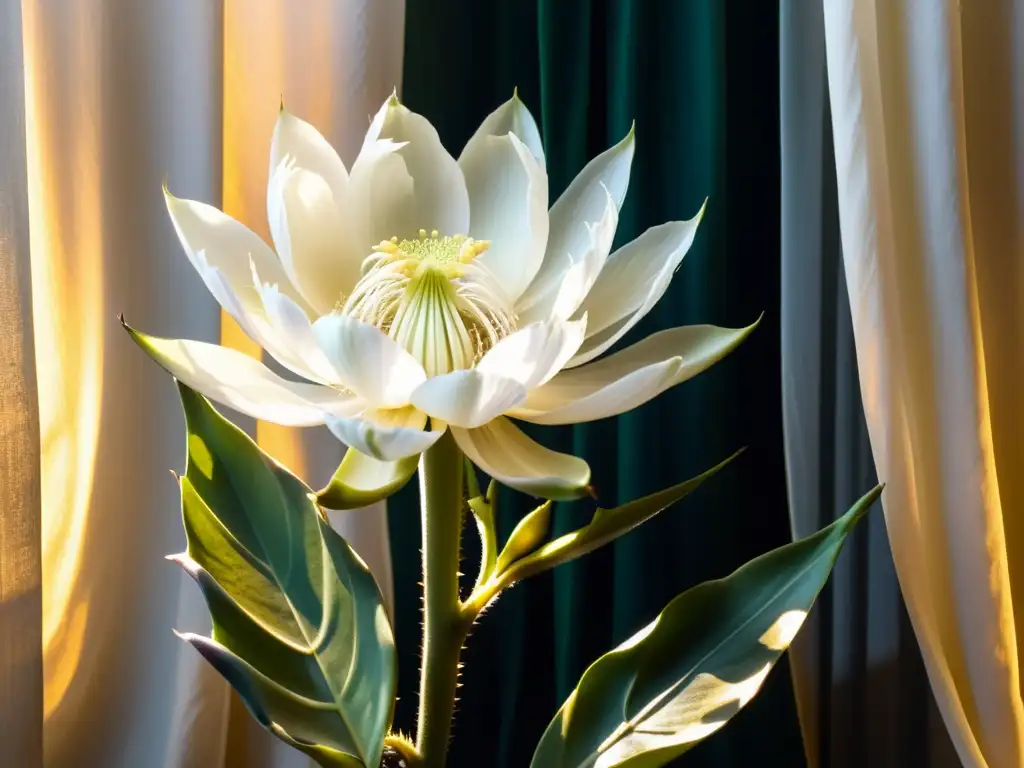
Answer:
[388,2,805,766]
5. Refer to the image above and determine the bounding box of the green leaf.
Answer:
[468,475,498,590]
[173,383,396,767]
[505,451,741,586]
[317,447,418,510]
[494,500,553,574]
[531,485,883,768]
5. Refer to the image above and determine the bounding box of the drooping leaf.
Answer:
[531,485,883,768]
[173,382,396,768]
[317,447,419,510]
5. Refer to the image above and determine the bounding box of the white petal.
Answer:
[324,407,441,461]
[311,314,427,407]
[518,126,634,316]
[270,109,348,204]
[409,370,526,429]
[451,418,591,501]
[476,318,586,390]
[254,277,340,383]
[509,322,759,424]
[164,189,313,317]
[267,162,355,315]
[348,97,470,250]
[125,325,357,426]
[460,132,549,302]
[541,186,618,323]
[467,91,545,163]
[574,204,706,343]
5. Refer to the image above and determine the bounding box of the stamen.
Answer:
[341,229,514,375]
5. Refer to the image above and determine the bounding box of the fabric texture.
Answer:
[780,4,959,766]
[0,0,42,764]
[386,2,806,766]
[15,1,401,766]
[823,1,1024,766]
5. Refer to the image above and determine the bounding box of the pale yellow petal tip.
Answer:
[742,312,766,338]
[625,120,636,143]
[388,87,401,107]
[695,197,709,221]
[279,93,285,113]
[512,85,520,101]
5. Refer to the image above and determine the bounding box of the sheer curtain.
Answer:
[7,2,402,766]
[779,2,957,766]
[823,1,1024,766]
[1,0,41,764]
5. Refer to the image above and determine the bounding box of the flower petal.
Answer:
[509,321,760,424]
[124,323,358,426]
[324,407,441,461]
[311,314,427,407]
[267,162,355,315]
[270,109,348,203]
[573,204,706,345]
[409,370,526,429]
[451,418,591,500]
[164,189,313,317]
[460,132,549,302]
[348,96,470,250]
[460,95,548,302]
[541,186,618,323]
[254,276,340,383]
[517,126,634,316]
[316,450,419,510]
[467,91,545,163]
[476,318,586,391]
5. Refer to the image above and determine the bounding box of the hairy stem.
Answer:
[415,431,469,768]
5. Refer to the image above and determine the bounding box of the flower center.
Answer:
[340,230,516,376]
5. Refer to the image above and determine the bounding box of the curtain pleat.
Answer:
[218,2,404,765]
[780,5,959,765]
[24,2,229,765]
[0,0,42,764]
[14,1,402,765]
[822,1,1024,766]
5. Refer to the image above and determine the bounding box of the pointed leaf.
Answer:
[495,500,552,574]
[531,485,883,768]
[468,474,499,589]
[175,383,396,767]
[503,451,742,586]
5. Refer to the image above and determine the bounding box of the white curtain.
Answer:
[13,1,403,765]
[824,1,1024,766]
[1,0,41,763]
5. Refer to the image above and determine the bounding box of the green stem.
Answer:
[415,431,469,768]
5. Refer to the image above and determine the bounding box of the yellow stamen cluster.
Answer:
[372,230,490,278]
[341,229,515,376]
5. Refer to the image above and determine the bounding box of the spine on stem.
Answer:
[415,430,469,768]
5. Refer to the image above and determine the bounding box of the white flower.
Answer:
[129,92,756,502]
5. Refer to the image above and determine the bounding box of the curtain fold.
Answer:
[779,5,959,765]
[217,2,404,764]
[388,2,805,766]
[0,0,42,764]
[822,1,1024,766]
[13,1,402,765]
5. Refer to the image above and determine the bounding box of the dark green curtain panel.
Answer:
[389,2,802,765]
